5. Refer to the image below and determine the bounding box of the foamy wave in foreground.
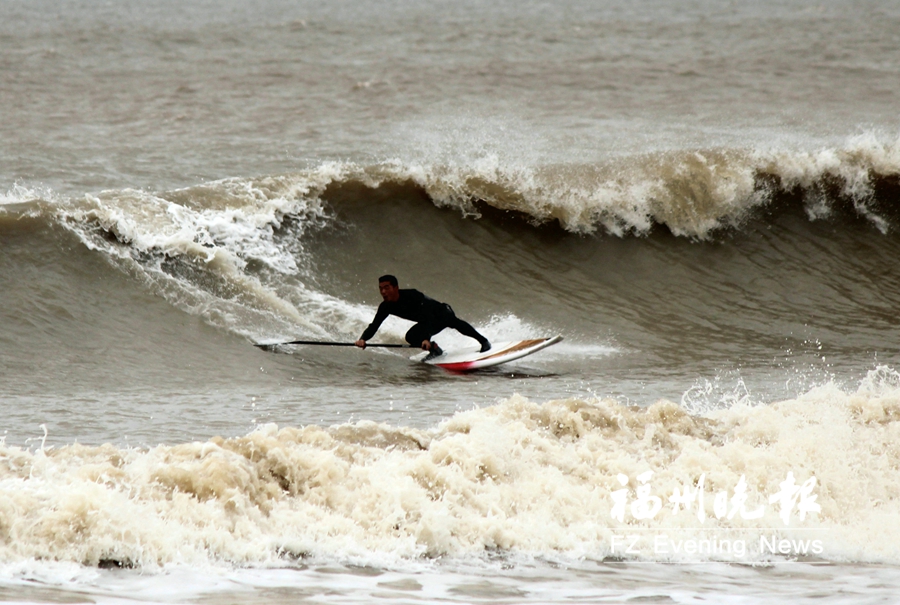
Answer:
[2,367,899,569]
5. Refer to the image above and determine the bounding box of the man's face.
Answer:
[379,280,400,302]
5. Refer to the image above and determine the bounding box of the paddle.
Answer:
[254,340,411,351]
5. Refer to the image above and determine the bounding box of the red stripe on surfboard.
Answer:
[433,361,478,371]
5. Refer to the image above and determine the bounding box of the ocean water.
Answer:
[3,0,900,602]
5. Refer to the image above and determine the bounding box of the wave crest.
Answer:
[378,133,900,237]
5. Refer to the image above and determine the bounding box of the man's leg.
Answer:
[406,322,443,354]
[447,316,491,352]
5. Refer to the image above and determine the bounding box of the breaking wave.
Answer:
[3,132,899,348]
[4,132,899,239]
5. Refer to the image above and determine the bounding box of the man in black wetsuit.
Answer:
[355,275,491,356]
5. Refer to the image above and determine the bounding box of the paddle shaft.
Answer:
[254,340,410,348]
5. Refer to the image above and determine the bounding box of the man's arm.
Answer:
[356,303,389,347]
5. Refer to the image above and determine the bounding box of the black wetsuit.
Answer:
[359,289,488,348]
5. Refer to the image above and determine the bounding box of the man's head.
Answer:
[378,274,400,302]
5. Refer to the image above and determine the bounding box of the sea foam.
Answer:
[2,367,898,569]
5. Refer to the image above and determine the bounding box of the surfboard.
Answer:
[411,335,563,371]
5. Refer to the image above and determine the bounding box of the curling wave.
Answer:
[3,133,899,349]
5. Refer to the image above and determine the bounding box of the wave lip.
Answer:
[1,368,898,568]
[341,132,900,238]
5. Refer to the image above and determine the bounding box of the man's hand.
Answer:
[355,339,366,349]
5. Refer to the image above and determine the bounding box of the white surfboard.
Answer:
[411,335,563,371]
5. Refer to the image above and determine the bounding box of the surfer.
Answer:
[355,275,491,356]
